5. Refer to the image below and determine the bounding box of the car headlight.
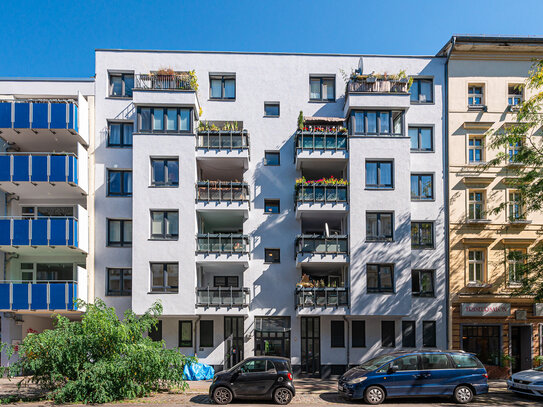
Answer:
[532,381,543,385]
[347,376,367,385]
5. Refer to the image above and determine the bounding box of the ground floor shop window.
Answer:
[255,317,291,358]
[461,325,501,365]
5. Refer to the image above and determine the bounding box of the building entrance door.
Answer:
[224,316,244,370]
[301,317,320,377]
[511,325,532,373]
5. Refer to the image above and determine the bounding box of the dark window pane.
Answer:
[224,79,235,98]
[365,162,377,185]
[141,108,151,131]
[265,151,280,166]
[200,320,214,347]
[423,321,437,347]
[180,109,190,131]
[331,320,344,348]
[265,249,280,263]
[354,112,364,133]
[352,321,366,347]
[409,128,418,149]
[420,128,432,150]
[152,160,165,184]
[420,80,433,102]
[210,79,222,98]
[265,103,280,116]
[380,112,390,133]
[381,321,395,347]
[109,123,121,145]
[179,321,192,347]
[402,321,416,348]
[367,112,377,133]
[110,76,122,96]
[149,320,162,341]
[264,200,280,214]
[108,171,121,194]
[124,74,134,97]
[410,80,419,102]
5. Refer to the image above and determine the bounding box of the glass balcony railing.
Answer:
[0,153,77,184]
[196,287,250,307]
[134,73,196,91]
[0,100,78,132]
[0,217,78,247]
[197,130,249,150]
[296,184,347,203]
[347,77,409,94]
[197,181,249,202]
[196,234,250,254]
[296,235,348,255]
[0,281,79,311]
[295,131,347,151]
[296,287,348,308]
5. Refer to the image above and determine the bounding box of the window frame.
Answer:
[264,248,281,263]
[402,320,416,348]
[468,190,486,220]
[107,121,134,148]
[106,267,132,296]
[148,320,162,341]
[309,75,335,102]
[150,157,179,187]
[422,321,437,348]
[411,269,435,297]
[108,72,134,98]
[214,276,239,288]
[264,151,280,166]
[381,320,396,348]
[331,320,345,348]
[150,210,179,240]
[107,169,132,197]
[508,190,525,221]
[264,102,280,117]
[367,263,395,293]
[209,75,236,100]
[365,160,394,189]
[410,78,434,104]
[468,84,485,107]
[507,248,526,285]
[468,249,486,284]
[468,136,484,164]
[411,173,434,201]
[409,126,434,152]
[150,262,179,293]
[411,221,434,249]
[366,212,394,242]
[352,320,366,348]
[508,84,524,107]
[136,106,192,133]
[200,320,214,347]
[264,199,280,214]
[179,320,193,347]
[107,218,132,247]
[352,110,403,137]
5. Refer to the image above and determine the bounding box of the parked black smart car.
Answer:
[209,356,295,405]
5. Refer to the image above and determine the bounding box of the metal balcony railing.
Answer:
[197,181,249,202]
[296,287,348,308]
[0,100,78,132]
[196,234,250,254]
[0,280,79,311]
[295,184,347,203]
[295,235,348,255]
[134,73,195,91]
[197,130,249,149]
[196,287,250,307]
[0,216,78,247]
[347,78,409,94]
[0,153,77,184]
[295,132,347,151]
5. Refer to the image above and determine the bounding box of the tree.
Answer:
[487,59,543,300]
[0,300,194,404]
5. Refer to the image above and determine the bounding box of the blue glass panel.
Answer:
[68,218,75,246]
[70,103,77,131]
[50,103,67,129]
[14,103,30,128]
[50,218,67,245]
[49,155,67,182]
[68,156,75,183]
[72,283,78,310]
[31,218,48,245]
[12,284,29,310]
[31,283,48,310]
[0,103,12,128]
[67,283,75,310]
[31,155,47,182]
[49,283,67,310]
[0,155,10,181]
[32,103,49,129]
[0,219,10,245]
[0,284,10,309]
[12,219,30,245]
[12,155,29,182]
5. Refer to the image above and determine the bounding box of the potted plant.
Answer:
[297,111,304,131]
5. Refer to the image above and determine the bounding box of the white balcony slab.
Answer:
[296,202,348,219]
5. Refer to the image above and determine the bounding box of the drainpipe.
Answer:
[194,315,201,357]
[344,315,350,371]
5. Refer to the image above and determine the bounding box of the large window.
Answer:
[150,211,179,240]
[410,78,433,103]
[107,170,132,197]
[108,122,133,147]
[331,320,345,348]
[106,268,132,296]
[107,219,132,247]
[402,321,416,348]
[468,85,484,107]
[151,158,179,187]
[109,72,134,97]
[214,276,239,287]
[508,191,524,221]
[412,270,435,297]
[210,75,236,99]
[409,127,433,151]
[411,222,434,249]
[468,249,485,284]
[508,84,523,106]
[411,174,434,200]
[200,320,214,347]
[352,321,366,348]
[353,111,403,136]
[381,321,395,348]
[507,249,526,285]
[309,76,335,101]
[462,325,501,366]
[179,321,192,347]
[366,212,393,242]
[137,107,191,133]
[509,140,522,163]
[468,191,485,220]
[469,136,484,163]
[366,161,393,189]
[367,264,394,293]
[150,263,179,293]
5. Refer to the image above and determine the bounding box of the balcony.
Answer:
[295,183,348,218]
[196,125,249,166]
[0,281,81,312]
[196,233,250,264]
[196,181,250,213]
[295,235,349,266]
[344,76,411,115]
[296,287,348,310]
[196,287,250,308]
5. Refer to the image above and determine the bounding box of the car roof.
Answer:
[244,356,290,362]
[387,349,474,356]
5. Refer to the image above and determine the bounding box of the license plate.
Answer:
[338,385,344,392]
[514,383,530,390]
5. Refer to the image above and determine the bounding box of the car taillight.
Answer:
[287,373,293,381]
[483,373,488,378]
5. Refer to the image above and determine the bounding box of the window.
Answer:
[107,170,132,197]
[508,191,525,221]
[107,219,132,247]
[468,250,485,284]
[240,359,267,373]
[150,263,179,293]
[366,212,393,241]
[469,136,484,163]
[421,353,450,369]
[214,276,239,287]
[450,354,484,369]
[265,248,280,263]
[148,320,162,342]
[179,321,192,347]
[309,76,335,101]
[402,321,416,348]
[353,111,403,136]
[411,174,434,200]
[410,78,433,103]
[507,249,526,285]
[200,320,213,347]
[381,321,395,347]
[366,161,393,189]
[462,325,501,366]
[151,158,179,187]
[409,127,433,151]
[393,355,420,371]
[108,122,133,147]
[264,199,280,214]
[468,85,484,106]
[508,84,523,106]
[150,211,179,239]
[411,222,434,249]
[367,264,394,293]
[412,270,435,297]
[264,102,280,117]
[137,107,191,132]
[468,191,485,220]
[352,321,366,347]
[210,75,236,99]
[109,72,134,97]
[331,320,345,348]
[106,268,132,296]
[509,140,522,163]
[264,151,280,166]
[422,321,437,348]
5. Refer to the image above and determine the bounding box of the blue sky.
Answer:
[1,0,543,78]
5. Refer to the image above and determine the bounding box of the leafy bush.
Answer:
[0,300,194,404]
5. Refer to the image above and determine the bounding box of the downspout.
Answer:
[194,315,201,357]
[344,315,349,371]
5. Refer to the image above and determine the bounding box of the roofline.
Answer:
[437,34,543,56]
[0,77,94,82]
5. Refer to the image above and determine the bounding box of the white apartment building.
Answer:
[94,50,447,376]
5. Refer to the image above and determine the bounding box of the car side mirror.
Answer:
[388,365,399,374]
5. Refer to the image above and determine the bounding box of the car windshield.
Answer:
[356,355,398,371]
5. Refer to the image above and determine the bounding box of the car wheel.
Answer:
[453,385,474,404]
[212,386,233,405]
[364,385,385,405]
[273,387,293,405]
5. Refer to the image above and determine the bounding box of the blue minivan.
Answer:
[338,350,488,404]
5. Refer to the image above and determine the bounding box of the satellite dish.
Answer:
[325,223,330,237]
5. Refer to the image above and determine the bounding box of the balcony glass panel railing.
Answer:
[296,287,348,308]
[295,130,347,151]
[196,234,249,254]
[296,235,348,255]
[197,181,249,202]
[347,77,409,94]
[0,153,77,184]
[296,184,347,203]
[196,287,250,307]
[0,100,78,132]
[0,217,78,247]
[0,281,78,311]
[134,73,196,91]
[197,130,249,150]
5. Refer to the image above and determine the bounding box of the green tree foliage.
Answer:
[0,300,194,404]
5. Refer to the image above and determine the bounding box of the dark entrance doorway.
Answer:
[254,317,291,358]
[301,317,320,376]
[511,325,532,372]
[224,316,244,370]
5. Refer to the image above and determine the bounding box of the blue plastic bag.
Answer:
[183,362,215,380]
